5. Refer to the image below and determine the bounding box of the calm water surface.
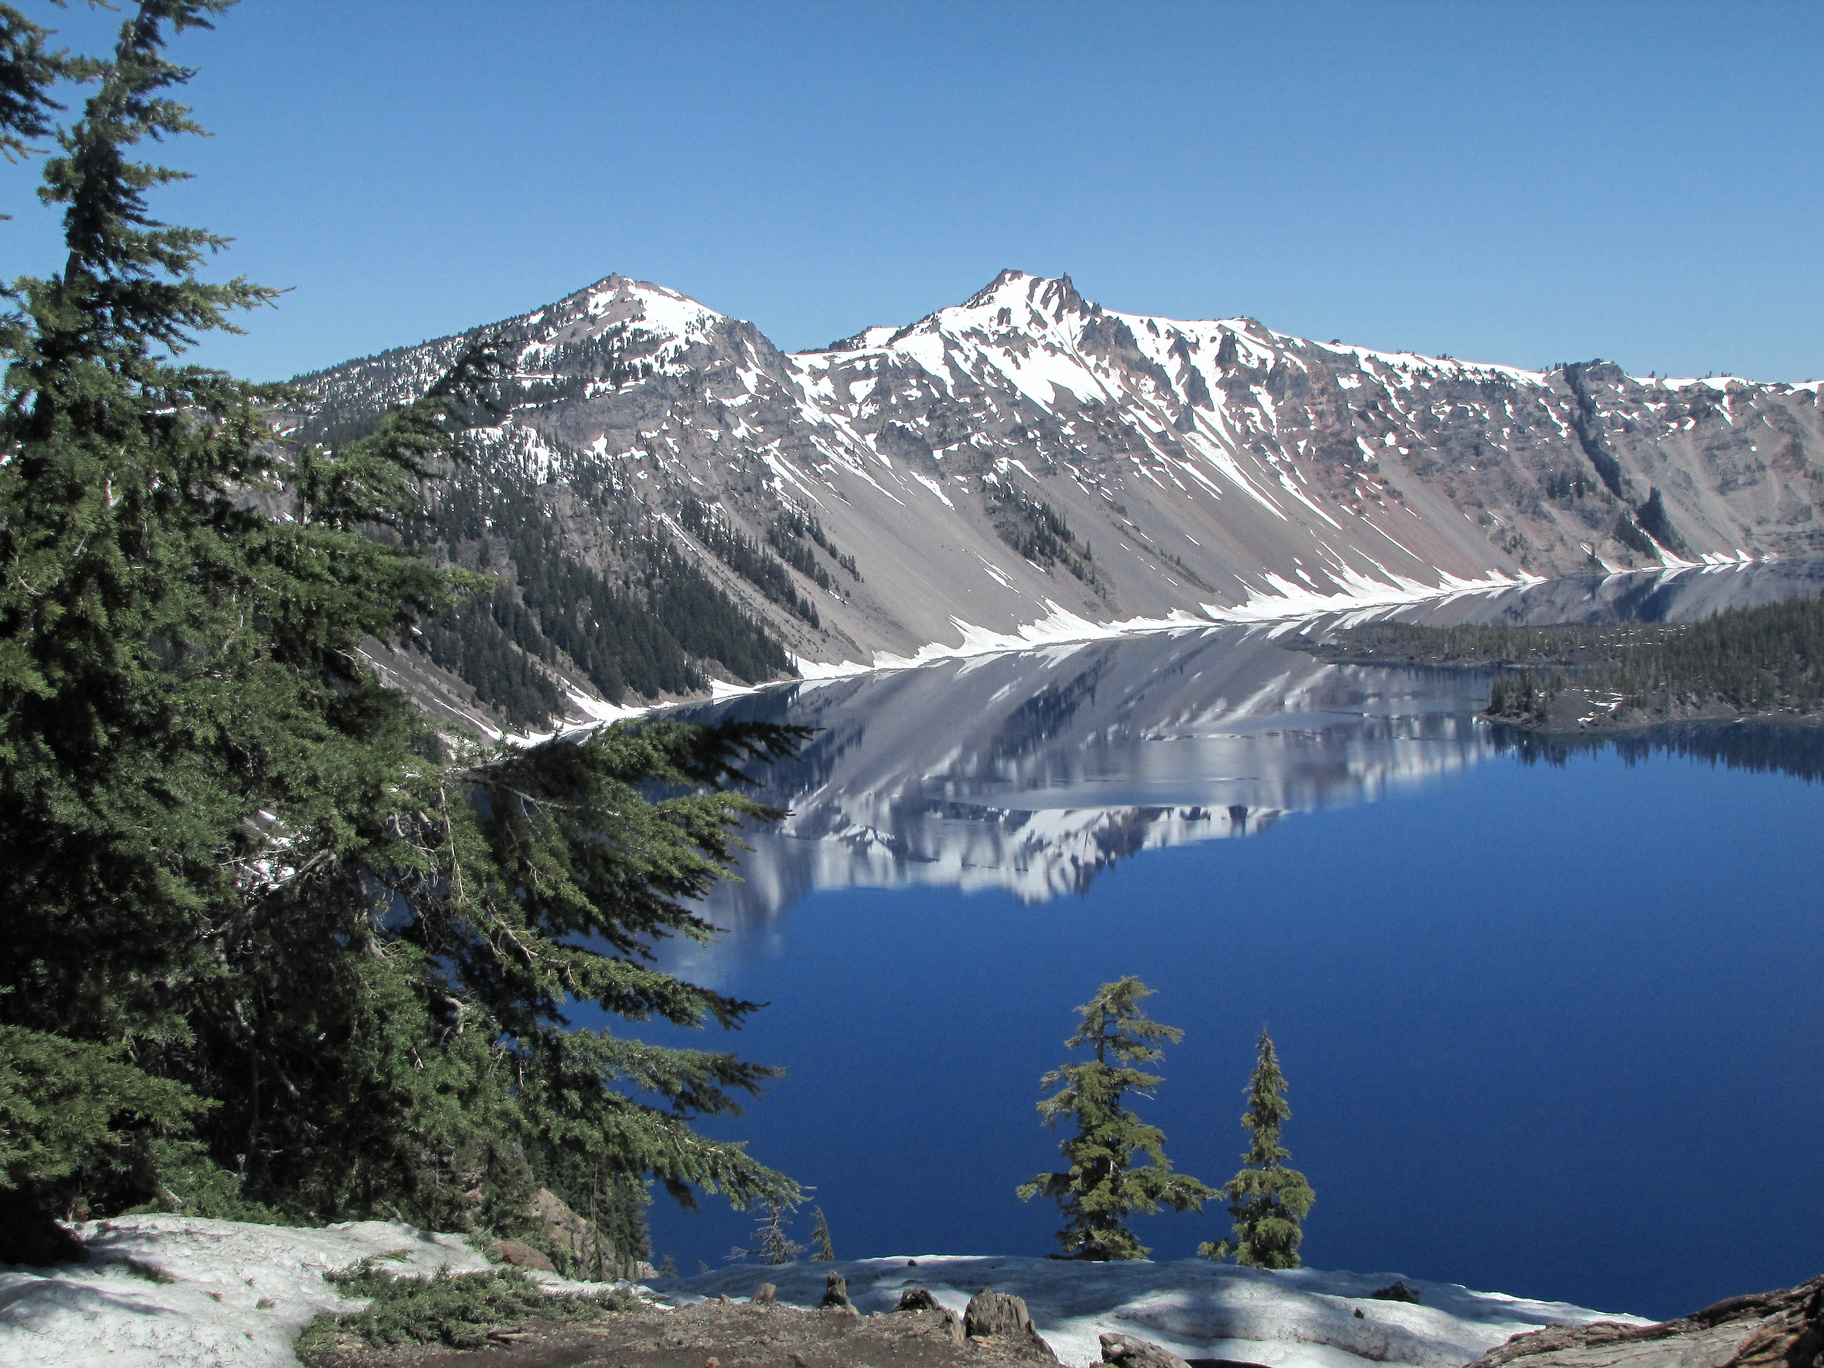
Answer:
[597,567,1824,1321]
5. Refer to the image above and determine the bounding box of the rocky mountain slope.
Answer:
[294,273,1824,723]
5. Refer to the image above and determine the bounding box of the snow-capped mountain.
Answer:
[298,272,1824,700]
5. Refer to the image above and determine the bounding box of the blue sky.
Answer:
[5,0,1820,382]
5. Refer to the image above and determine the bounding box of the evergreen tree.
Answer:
[1201,1028,1314,1268]
[810,1204,835,1261]
[1018,977,1214,1261]
[0,0,801,1248]
[729,1203,801,1265]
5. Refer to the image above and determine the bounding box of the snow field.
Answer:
[661,1254,1651,1368]
[1,1222,1651,1368]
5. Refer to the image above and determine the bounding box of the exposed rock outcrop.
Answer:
[1468,1274,1823,1368]
[966,1287,1059,1361]
[1100,1329,1193,1368]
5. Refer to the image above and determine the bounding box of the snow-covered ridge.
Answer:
[293,268,1823,694]
[799,268,1550,398]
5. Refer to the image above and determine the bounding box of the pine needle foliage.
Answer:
[1201,1028,1313,1268]
[0,0,801,1243]
[1018,977,1214,1261]
[294,1260,639,1358]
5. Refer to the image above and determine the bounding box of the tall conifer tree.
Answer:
[1201,1027,1314,1268]
[0,0,800,1255]
[1018,977,1213,1261]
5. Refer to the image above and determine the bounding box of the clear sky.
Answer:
[4,0,1821,382]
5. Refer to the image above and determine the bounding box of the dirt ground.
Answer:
[303,1297,1069,1368]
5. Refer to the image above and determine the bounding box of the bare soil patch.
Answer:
[301,1297,1063,1368]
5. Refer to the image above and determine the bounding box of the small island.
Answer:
[1302,592,1823,734]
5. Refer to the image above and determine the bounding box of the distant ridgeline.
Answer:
[291,406,797,732]
[1305,592,1824,733]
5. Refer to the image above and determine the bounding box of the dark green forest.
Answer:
[678,493,822,627]
[985,475,1099,587]
[409,470,792,728]
[1307,594,1824,724]
[769,508,860,583]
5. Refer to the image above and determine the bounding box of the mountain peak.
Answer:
[963,268,1036,308]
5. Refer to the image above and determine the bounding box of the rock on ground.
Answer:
[1464,1274,1823,1368]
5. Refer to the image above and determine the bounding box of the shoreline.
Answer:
[1486,691,1824,738]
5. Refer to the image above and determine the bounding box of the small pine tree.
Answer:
[658,1253,677,1278]
[1018,977,1214,1261]
[810,1205,835,1261]
[1201,1027,1314,1268]
[729,1203,802,1265]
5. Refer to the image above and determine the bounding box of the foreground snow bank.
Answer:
[1,1219,1650,1368]
[0,1215,612,1368]
[662,1256,1652,1368]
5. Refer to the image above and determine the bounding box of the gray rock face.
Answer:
[296,271,1824,684]
[966,1287,1053,1356]
[1100,1330,1194,1368]
[1466,1274,1822,1368]
[820,1270,856,1312]
[896,1288,966,1345]
[487,1237,554,1273]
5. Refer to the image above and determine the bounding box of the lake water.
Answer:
[590,564,1824,1322]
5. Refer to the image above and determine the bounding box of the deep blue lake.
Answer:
[589,565,1824,1323]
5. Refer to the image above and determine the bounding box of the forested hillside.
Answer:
[284,399,802,730]
[399,464,793,729]
[1307,594,1824,727]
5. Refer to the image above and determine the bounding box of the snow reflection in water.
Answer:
[676,556,1824,921]
[627,563,1824,1321]
[682,629,1492,919]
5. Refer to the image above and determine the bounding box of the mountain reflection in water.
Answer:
[681,631,1488,918]
[677,561,1824,922]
